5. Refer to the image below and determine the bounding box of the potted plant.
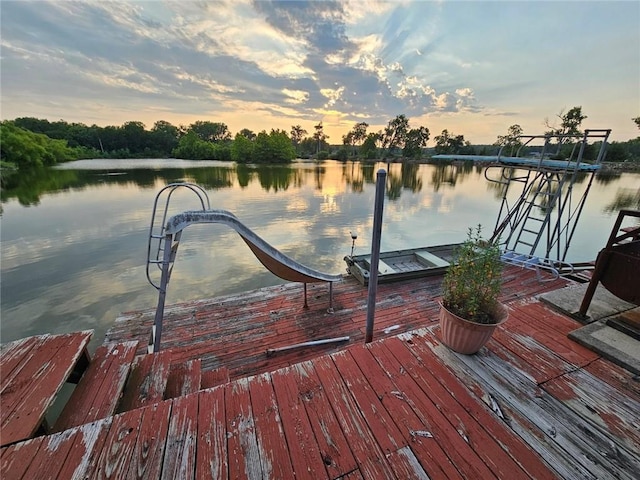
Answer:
[439,225,508,354]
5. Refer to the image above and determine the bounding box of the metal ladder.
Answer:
[146,183,210,291]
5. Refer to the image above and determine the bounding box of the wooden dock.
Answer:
[2,267,639,479]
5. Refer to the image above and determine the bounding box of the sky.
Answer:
[1,0,639,145]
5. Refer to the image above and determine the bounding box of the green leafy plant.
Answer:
[442,225,503,324]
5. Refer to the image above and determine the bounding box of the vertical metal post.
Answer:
[152,232,173,352]
[365,169,387,343]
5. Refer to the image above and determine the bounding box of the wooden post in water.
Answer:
[365,169,387,343]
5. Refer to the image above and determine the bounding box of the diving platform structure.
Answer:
[433,129,611,278]
[146,183,342,353]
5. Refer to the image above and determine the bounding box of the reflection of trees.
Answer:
[595,170,622,185]
[430,162,474,192]
[236,164,252,188]
[401,163,423,193]
[341,162,375,193]
[604,188,640,213]
[386,171,403,200]
[255,165,301,192]
[314,165,325,190]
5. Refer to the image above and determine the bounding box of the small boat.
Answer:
[344,244,458,285]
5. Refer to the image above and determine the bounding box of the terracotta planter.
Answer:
[438,301,509,354]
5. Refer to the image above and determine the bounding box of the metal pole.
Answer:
[365,169,387,343]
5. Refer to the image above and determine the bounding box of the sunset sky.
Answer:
[1,0,638,145]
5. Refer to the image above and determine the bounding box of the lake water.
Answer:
[1,159,638,352]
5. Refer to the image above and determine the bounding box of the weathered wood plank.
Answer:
[288,361,358,478]
[165,359,202,399]
[270,366,328,480]
[387,446,430,480]
[1,331,93,446]
[196,386,228,480]
[225,378,262,479]
[313,354,397,478]
[414,328,640,479]
[348,346,464,480]
[365,339,498,479]
[584,358,640,401]
[53,341,139,432]
[329,350,406,454]
[0,336,43,390]
[124,400,171,480]
[399,331,559,480]
[0,436,45,480]
[248,373,296,479]
[118,350,172,412]
[161,394,199,480]
[58,418,113,480]
[542,368,640,453]
[200,366,229,389]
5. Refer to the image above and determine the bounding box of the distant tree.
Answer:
[360,132,381,159]
[238,128,256,140]
[188,121,231,143]
[633,117,640,131]
[380,114,409,158]
[494,124,523,155]
[434,129,468,155]
[253,129,296,163]
[403,126,430,158]
[290,125,307,146]
[0,121,76,168]
[313,122,329,154]
[150,120,180,155]
[545,106,587,141]
[231,133,255,163]
[343,122,368,156]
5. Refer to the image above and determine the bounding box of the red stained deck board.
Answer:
[53,341,139,432]
[365,340,498,480]
[247,373,296,479]
[196,387,228,480]
[328,350,406,455]
[200,366,229,389]
[288,361,358,478]
[347,346,464,480]
[312,354,398,478]
[165,359,202,399]
[507,302,599,366]
[584,358,640,401]
[400,332,559,480]
[0,436,45,480]
[270,367,328,480]
[0,331,92,447]
[125,401,171,480]
[0,336,43,388]
[225,379,262,479]
[117,350,172,413]
[161,394,199,480]
[55,418,113,480]
[23,428,84,480]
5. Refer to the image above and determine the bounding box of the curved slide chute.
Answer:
[164,210,343,284]
[150,207,342,352]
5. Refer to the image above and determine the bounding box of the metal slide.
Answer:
[146,183,342,352]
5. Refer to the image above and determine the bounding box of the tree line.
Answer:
[2,107,639,176]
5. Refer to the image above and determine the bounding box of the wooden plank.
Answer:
[1,331,93,446]
[225,378,262,479]
[196,386,228,480]
[542,368,640,453]
[118,350,172,412]
[0,436,45,480]
[53,341,139,432]
[312,354,398,478]
[89,408,145,479]
[125,400,171,480]
[365,340,498,479]
[161,394,199,480]
[0,336,43,390]
[56,418,113,480]
[348,346,464,480]
[200,366,229,389]
[397,332,559,480]
[288,361,358,478]
[248,373,296,479]
[387,446,430,479]
[23,427,88,479]
[165,359,202,399]
[414,327,640,479]
[329,350,406,454]
[270,366,328,480]
[584,358,640,401]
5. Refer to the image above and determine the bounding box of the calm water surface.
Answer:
[1,159,638,351]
